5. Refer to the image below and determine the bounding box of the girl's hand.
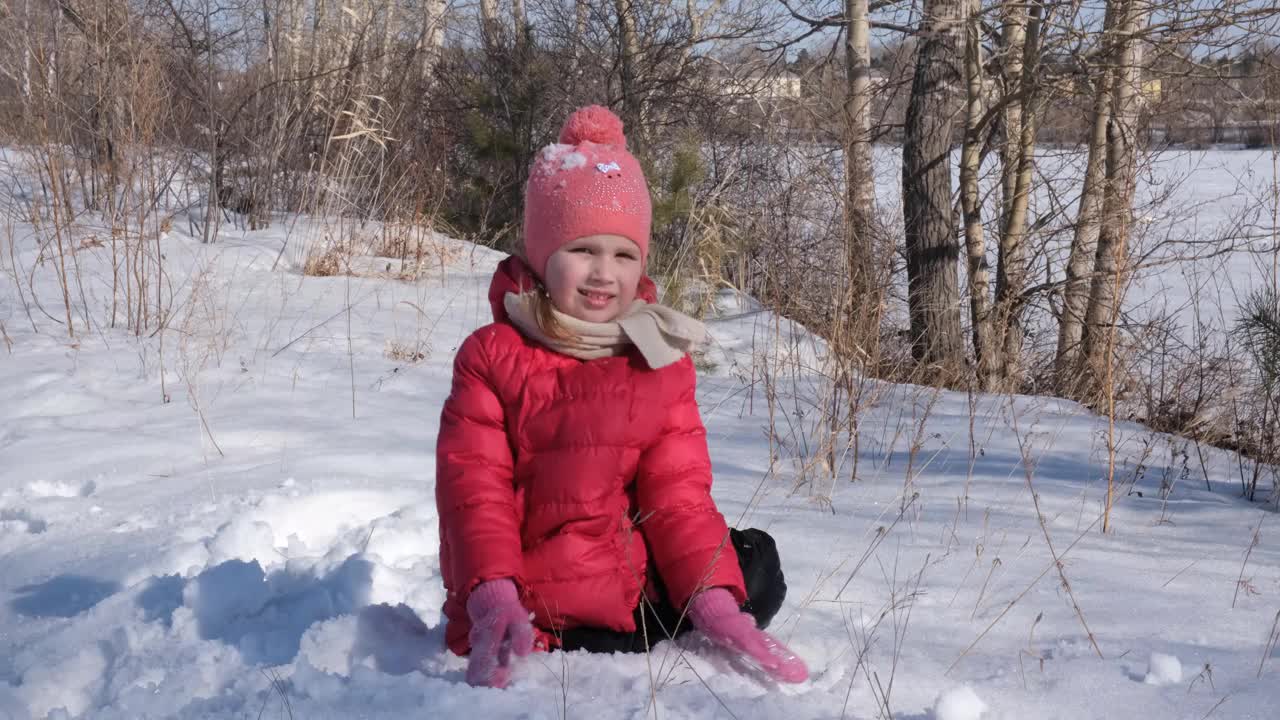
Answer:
[465,579,535,688]
[687,588,809,683]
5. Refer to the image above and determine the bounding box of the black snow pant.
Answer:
[559,528,787,654]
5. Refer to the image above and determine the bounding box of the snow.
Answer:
[1143,652,1184,686]
[1,148,1280,718]
[933,685,988,720]
[538,143,589,173]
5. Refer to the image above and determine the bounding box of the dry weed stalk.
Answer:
[1016,612,1047,690]
[1009,403,1103,658]
[836,549,929,720]
[1259,609,1280,678]
[1232,512,1266,609]
[1199,694,1232,720]
[4,216,37,333]
[947,507,1105,675]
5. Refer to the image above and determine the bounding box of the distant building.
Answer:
[717,69,803,102]
[1141,77,1161,104]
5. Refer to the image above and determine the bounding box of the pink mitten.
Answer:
[465,579,535,688]
[687,588,808,683]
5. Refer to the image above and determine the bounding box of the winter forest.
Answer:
[4,0,1280,718]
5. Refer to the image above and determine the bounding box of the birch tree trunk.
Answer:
[513,0,527,45]
[258,0,285,229]
[286,0,302,77]
[998,2,1025,242]
[261,0,276,66]
[573,0,589,74]
[1082,0,1149,382]
[419,0,446,83]
[960,0,996,387]
[843,0,878,353]
[615,0,645,152]
[49,1,61,104]
[993,0,1043,384]
[21,0,33,102]
[202,0,219,242]
[1055,7,1115,385]
[479,0,500,47]
[902,0,965,372]
[375,0,394,85]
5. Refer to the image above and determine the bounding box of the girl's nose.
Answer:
[587,257,612,282]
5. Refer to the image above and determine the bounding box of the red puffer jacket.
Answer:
[435,256,746,655]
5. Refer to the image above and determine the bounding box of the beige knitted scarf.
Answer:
[503,291,706,370]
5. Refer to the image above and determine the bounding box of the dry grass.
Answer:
[383,338,430,364]
[299,224,460,282]
[302,241,349,277]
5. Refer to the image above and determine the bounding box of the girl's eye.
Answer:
[616,253,636,261]
[571,247,592,254]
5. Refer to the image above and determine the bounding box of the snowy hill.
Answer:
[2,210,1279,719]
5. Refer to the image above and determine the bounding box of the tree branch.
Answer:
[56,1,87,35]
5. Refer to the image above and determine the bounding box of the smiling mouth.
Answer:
[579,289,614,307]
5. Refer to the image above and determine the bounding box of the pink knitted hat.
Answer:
[522,105,652,278]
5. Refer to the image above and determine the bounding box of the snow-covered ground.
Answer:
[2,150,1280,719]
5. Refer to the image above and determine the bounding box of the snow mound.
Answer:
[25,478,96,498]
[1144,652,1183,686]
[235,488,421,558]
[933,685,987,720]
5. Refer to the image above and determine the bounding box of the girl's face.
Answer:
[543,234,644,323]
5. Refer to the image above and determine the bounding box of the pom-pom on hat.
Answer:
[522,105,652,278]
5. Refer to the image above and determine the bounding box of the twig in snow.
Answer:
[963,382,979,519]
[876,551,929,719]
[679,656,741,720]
[1010,401,1104,658]
[345,273,356,419]
[902,386,943,516]
[1192,436,1214,493]
[1199,694,1231,720]
[270,306,355,358]
[947,509,1105,675]
[971,556,1002,621]
[833,492,920,601]
[1232,512,1266,609]
[1162,549,1214,588]
[186,381,224,458]
[1258,609,1280,679]
[1188,662,1215,694]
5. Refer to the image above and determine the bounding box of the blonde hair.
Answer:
[526,280,573,341]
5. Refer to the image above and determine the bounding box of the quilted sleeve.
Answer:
[635,356,746,610]
[435,331,524,603]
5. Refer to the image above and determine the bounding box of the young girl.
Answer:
[435,106,808,689]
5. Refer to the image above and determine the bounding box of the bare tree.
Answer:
[513,0,529,42]
[419,0,447,83]
[960,0,995,387]
[572,0,590,75]
[479,0,501,46]
[992,0,1044,385]
[1056,8,1114,388]
[902,0,965,372]
[844,0,879,355]
[1082,0,1151,386]
[615,0,645,152]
